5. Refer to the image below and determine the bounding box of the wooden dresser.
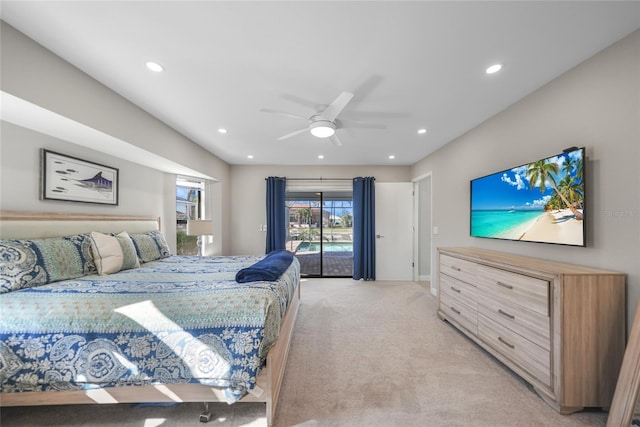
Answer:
[437,247,626,414]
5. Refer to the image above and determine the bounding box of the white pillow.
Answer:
[90,231,140,275]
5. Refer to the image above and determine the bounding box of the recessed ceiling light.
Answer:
[388,155,395,160]
[145,61,164,72]
[418,128,428,135]
[486,64,502,74]
[218,128,227,134]
[318,155,324,159]
[247,155,254,159]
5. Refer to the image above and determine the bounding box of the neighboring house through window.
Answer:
[176,176,206,255]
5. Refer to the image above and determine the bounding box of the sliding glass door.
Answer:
[286,192,353,277]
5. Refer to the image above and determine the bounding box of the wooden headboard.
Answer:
[0,211,160,239]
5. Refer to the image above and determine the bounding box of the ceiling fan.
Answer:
[260,92,356,146]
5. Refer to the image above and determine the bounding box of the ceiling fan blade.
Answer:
[321,92,354,122]
[329,134,343,147]
[259,108,308,121]
[337,118,386,130]
[341,110,410,119]
[352,75,384,102]
[277,128,309,141]
[282,93,318,108]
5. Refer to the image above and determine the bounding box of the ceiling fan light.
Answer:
[310,121,336,138]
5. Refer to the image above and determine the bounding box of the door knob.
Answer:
[376,234,384,238]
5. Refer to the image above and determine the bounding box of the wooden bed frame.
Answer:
[0,211,301,426]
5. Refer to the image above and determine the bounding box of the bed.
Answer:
[0,211,300,426]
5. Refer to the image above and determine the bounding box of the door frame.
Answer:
[412,172,435,295]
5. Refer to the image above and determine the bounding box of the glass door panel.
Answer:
[286,192,353,277]
[287,195,322,276]
[322,199,353,277]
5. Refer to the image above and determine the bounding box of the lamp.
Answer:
[186,219,213,256]
[310,120,336,138]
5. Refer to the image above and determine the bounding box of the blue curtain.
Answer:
[352,177,376,280]
[265,176,287,253]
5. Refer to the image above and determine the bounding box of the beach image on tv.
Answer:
[471,148,584,246]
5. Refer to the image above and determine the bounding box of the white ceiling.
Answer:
[1,1,639,166]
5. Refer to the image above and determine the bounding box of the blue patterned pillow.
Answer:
[130,231,170,263]
[0,234,96,293]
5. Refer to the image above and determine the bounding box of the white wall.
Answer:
[0,21,231,254]
[0,121,169,227]
[412,30,640,330]
[229,165,411,255]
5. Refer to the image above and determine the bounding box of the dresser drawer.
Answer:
[478,292,550,351]
[440,254,477,284]
[476,264,549,316]
[478,314,551,388]
[440,273,477,310]
[440,291,477,335]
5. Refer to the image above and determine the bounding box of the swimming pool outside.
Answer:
[295,241,353,253]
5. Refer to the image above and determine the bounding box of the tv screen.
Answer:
[470,147,585,246]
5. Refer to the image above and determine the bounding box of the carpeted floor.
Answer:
[1,279,611,426]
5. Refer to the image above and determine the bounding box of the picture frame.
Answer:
[40,149,119,205]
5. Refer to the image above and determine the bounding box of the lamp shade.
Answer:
[186,219,214,236]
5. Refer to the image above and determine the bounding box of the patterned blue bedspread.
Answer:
[0,255,300,403]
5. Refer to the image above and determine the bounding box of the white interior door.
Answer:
[375,182,414,280]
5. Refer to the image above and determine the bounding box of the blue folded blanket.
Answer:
[235,250,295,283]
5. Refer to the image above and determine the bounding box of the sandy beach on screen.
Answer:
[519,208,583,245]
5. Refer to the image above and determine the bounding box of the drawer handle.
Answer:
[498,309,515,319]
[450,286,461,293]
[450,266,462,272]
[498,336,515,349]
[450,306,461,315]
[496,281,513,290]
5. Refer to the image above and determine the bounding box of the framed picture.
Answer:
[41,149,119,205]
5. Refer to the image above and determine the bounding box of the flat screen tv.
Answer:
[470,147,585,247]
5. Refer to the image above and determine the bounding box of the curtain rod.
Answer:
[264,177,354,181]
[287,177,354,181]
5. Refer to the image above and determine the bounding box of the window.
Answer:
[176,176,206,255]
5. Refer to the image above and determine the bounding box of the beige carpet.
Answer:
[1,279,609,426]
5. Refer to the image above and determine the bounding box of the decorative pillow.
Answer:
[0,234,97,294]
[129,231,171,263]
[90,231,140,275]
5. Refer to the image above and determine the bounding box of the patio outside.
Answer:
[287,199,353,277]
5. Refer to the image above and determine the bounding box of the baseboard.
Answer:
[416,274,435,296]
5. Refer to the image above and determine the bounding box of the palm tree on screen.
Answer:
[563,156,584,181]
[526,160,583,221]
[558,175,584,209]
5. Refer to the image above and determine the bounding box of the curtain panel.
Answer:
[265,176,287,253]
[352,177,376,280]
